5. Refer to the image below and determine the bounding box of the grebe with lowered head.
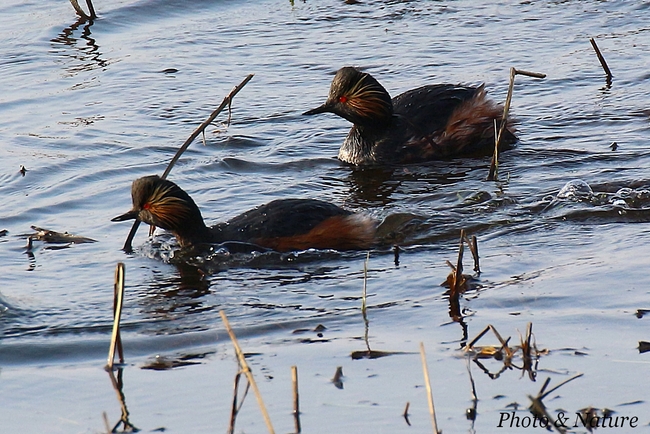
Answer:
[304,66,516,165]
[111,175,377,252]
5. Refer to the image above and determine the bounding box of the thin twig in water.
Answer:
[292,365,301,433]
[466,325,491,349]
[102,412,110,434]
[122,74,254,251]
[84,0,97,19]
[489,324,514,358]
[228,373,240,434]
[228,372,250,434]
[362,252,369,314]
[419,343,440,434]
[539,373,584,401]
[488,67,546,181]
[470,235,480,273]
[106,263,125,370]
[528,373,583,434]
[491,119,499,181]
[362,252,372,352]
[589,37,613,79]
[161,74,254,180]
[69,0,90,20]
[220,310,275,434]
[453,229,465,294]
[403,402,411,426]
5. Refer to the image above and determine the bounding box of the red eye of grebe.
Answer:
[339,96,348,103]
[143,203,151,210]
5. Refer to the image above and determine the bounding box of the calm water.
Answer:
[1,0,649,432]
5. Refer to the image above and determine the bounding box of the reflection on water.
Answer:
[106,368,138,432]
[2,0,650,431]
[50,17,107,77]
[138,262,213,333]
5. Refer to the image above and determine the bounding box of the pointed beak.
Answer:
[303,102,332,116]
[111,209,139,222]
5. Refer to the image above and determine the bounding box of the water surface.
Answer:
[0,0,649,432]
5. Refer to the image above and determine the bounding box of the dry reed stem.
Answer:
[102,412,110,433]
[453,230,465,293]
[69,0,90,20]
[106,263,125,370]
[528,374,583,434]
[362,252,369,314]
[589,37,613,79]
[292,365,301,433]
[490,119,499,181]
[419,343,440,434]
[122,74,254,251]
[220,310,275,434]
[403,402,411,426]
[466,325,491,349]
[228,373,240,434]
[488,67,546,181]
[85,0,97,19]
[470,235,480,273]
[228,372,249,434]
[539,373,583,401]
[488,324,514,358]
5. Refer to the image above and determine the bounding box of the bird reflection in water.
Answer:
[139,262,212,330]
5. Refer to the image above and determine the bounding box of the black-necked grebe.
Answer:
[112,175,376,251]
[304,66,516,165]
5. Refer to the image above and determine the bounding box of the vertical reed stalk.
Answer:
[419,342,440,434]
[292,365,301,433]
[220,310,275,434]
[106,263,125,369]
[488,67,546,181]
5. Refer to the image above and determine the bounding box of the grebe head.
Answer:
[111,175,204,233]
[304,67,393,127]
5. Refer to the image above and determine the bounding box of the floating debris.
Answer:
[141,354,203,370]
[635,309,650,319]
[26,225,96,247]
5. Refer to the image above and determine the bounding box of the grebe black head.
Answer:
[303,66,393,127]
[111,175,209,248]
